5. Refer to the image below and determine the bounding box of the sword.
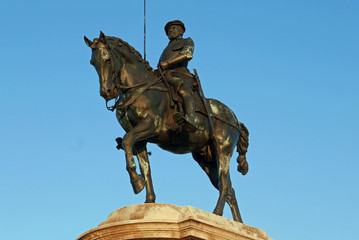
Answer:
[193,69,221,159]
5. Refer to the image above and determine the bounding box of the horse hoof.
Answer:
[213,208,223,216]
[145,198,156,203]
[115,137,124,150]
[131,177,145,194]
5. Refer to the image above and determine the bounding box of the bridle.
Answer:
[102,40,164,112]
[101,41,123,112]
[106,96,119,112]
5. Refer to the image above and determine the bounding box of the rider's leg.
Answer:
[177,80,197,132]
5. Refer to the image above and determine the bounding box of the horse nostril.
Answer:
[107,89,112,96]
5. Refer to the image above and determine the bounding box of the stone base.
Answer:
[77,204,272,240]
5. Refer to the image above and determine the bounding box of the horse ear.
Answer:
[99,31,107,44]
[84,36,93,48]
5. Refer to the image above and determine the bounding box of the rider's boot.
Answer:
[173,94,197,132]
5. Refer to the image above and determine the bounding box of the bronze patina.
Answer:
[84,22,249,222]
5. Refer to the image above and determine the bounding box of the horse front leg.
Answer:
[134,142,156,203]
[122,117,158,195]
[123,136,145,194]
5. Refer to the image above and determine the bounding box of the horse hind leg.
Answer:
[193,149,238,220]
[192,150,219,189]
[212,147,231,217]
[215,160,244,222]
[193,145,243,222]
[193,147,229,217]
[226,178,243,222]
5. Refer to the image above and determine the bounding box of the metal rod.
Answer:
[144,0,146,61]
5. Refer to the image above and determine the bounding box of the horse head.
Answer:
[85,32,155,103]
[84,32,123,101]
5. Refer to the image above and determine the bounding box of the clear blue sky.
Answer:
[1,1,358,239]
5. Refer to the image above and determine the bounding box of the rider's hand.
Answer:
[158,61,169,70]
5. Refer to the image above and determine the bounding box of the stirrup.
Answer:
[173,113,197,132]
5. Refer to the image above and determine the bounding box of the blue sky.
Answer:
[1,1,358,239]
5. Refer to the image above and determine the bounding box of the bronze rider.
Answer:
[158,20,197,132]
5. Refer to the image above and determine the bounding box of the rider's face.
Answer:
[167,25,183,40]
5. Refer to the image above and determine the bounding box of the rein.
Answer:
[118,81,152,92]
[104,39,167,112]
[115,78,163,112]
[105,77,164,112]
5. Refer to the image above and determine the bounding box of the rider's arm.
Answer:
[160,38,194,69]
[160,54,191,69]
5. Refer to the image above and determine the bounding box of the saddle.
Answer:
[155,69,207,118]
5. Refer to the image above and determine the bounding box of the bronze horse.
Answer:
[84,32,249,222]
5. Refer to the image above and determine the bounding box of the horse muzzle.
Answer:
[100,87,119,101]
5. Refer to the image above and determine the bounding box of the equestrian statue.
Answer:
[84,20,250,223]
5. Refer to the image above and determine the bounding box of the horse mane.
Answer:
[103,36,155,73]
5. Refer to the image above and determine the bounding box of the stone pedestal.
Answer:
[77,203,272,240]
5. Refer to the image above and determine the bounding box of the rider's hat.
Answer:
[165,20,186,35]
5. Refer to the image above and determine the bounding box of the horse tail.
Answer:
[236,122,249,175]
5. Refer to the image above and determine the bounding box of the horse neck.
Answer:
[110,44,155,88]
[120,62,154,88]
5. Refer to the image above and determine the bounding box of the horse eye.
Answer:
[105,58,112,63]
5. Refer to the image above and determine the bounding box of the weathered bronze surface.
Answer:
[84,21,249,223]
